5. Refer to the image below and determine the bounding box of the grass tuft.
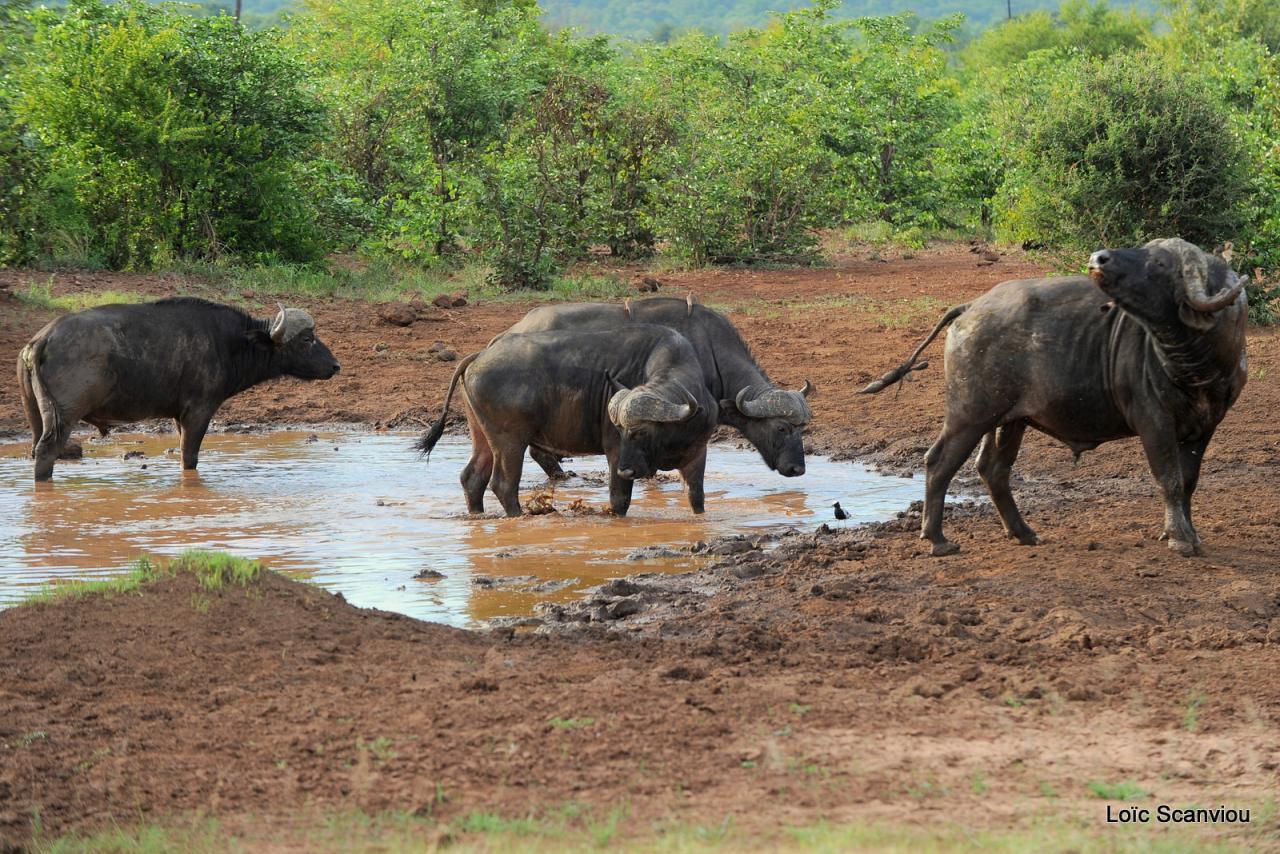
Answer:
[1087,778,1148,800]
[22,551,263,606]
[15,280,147,312]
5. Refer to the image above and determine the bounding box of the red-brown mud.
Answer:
[1,249,1277,846]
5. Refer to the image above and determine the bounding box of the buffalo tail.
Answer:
[18,338,59,444]
[858,304,968,394]
[413,351,480,459]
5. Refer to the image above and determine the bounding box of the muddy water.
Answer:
[0,431,921,626]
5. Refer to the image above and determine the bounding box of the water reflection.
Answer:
[0,431,922,626]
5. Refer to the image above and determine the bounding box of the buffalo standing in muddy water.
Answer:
[863,238,1247,557]
[415,325,717,517]
[498,297,813,479]
[18,298,341,481]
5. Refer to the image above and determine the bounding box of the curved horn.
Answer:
[687,292,695,316]
[675,382,700,422]
[616,388,694,426]
[270,302,287,345]
[1173,240,1244,313]
[607,387,631,427]
[799,380,813,398]
[737,387,812,424]
[1187,268,1246,313]
[735,386,757,416]
[623,297,631,319]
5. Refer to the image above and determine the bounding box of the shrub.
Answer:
[993,50,1253,253]
[17,0,327,268]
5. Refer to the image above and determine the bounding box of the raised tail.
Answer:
[413,352,481,459]
[858,304,968,394]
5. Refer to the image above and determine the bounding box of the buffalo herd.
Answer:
[17,238,1248,556]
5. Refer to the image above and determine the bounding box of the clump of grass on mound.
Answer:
[23,551,263,605]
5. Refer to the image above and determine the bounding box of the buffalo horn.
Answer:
[1164,238,1246,313]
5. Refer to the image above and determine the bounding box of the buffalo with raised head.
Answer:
[18,297,341,481]
[862,238,1247,557]
[499,297,813,479]
[414,325,717,517]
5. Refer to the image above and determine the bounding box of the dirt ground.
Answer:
[1,248,1278,849]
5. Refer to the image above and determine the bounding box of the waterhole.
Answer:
[0,431,921,626]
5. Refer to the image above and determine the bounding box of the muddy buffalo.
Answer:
[499,297,812,479]
[18,298,340,481]
[862,238,1247,557]
[415,325,717,517]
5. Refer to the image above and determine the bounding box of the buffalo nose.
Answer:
[1088,250,1111,270]
[331,362,342,375]
[782,464,805,477]
[616,468,635,479]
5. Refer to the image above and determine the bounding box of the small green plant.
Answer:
[1183,691,1205,733]
[788,703,812,716]
[15,731,48,749]
[356,737,397,763]
[547,716,595,731]
[970,772,989,795]
[1087,778,1147,800]
[1038,780,1058,798]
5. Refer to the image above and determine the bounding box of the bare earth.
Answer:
[0,248,1277,848]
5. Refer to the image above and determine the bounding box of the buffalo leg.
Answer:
[975,420,1038,545]
[680,447,707,515]
[529,446,568,480]
[607,450,635,517]
[1136,419,1198,556]
[922,422,991,556]
[1176,435,1212,547]
[178,411,214,470]
[488,441,525,518]
[461,427,494,514]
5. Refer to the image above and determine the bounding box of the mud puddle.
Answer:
[0,431,921,626]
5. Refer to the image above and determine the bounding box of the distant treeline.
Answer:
[1,0,1277,314]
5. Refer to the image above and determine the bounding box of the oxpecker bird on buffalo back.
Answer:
[17,298,341,481]
[861,238,1247,558]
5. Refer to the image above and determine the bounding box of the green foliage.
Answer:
[960,0,1151,73]
[15,0,325,268]
[992,50,1252,252]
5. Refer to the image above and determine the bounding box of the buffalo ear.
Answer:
[1178,303,1217,332]
[246,329,274,347]
[717,398,746,427]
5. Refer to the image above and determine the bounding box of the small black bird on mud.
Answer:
[832,501,850,520]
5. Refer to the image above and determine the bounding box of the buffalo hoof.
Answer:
[1168,538,1202,557]
[1015,533,1041,546]
[930,540,961,557]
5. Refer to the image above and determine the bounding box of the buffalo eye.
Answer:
[777,424,789,434]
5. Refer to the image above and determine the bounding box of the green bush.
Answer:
[16,0,326,268]
[992,50,1253,253]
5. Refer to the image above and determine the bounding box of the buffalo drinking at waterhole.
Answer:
[497,296,813,480]
[862,238,1247,557]
[415,325,717,517]
[18,297,341,481]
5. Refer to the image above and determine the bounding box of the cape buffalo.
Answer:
[498,297,812,479]
[414,325,717,517]
[18,297,340,481]
[862,238,1247,557]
